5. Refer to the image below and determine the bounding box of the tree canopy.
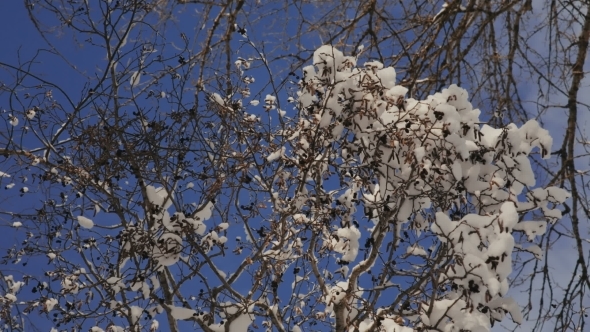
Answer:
[0,1,589,332]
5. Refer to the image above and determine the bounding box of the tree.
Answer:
[0,1,587,332]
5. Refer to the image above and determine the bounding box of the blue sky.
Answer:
[1,1,589,332]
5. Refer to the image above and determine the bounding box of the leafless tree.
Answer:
[0,1,587,332]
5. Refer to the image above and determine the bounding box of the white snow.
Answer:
[129,71,141,87]
[26,108,36,120]
[513,220,547,241]
[77,215,94,229]
[406,244,427,257]
[129,306,143,325]
[194,200,214,223]
[45,298,58,312]
[3,293,16,302]
[264,94,276,109]
[150,319,159,331]
[145,185,173,210]
[8,115,18,126]
[266,146,285,162]
[169,306,197,320]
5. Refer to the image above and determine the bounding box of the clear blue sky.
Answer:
[1,2,587,332]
